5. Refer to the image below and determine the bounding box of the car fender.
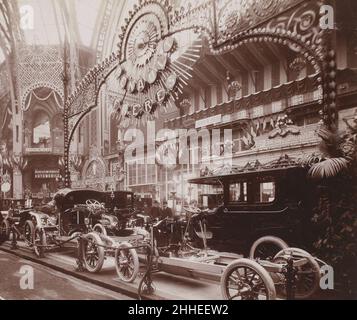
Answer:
[29,211,52,227]
[100,214,119,228]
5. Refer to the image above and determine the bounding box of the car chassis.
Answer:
[77,207,325,300]
[0,191,146,283]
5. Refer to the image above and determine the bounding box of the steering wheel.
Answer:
[86,199,104,210]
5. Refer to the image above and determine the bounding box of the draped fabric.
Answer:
[24,89,63,111]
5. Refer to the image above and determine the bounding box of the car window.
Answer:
[229,182,248,202]
[259,182,276,203]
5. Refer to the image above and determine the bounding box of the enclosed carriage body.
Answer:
[52,189,137,237]
[54,189,105,236]
[189,166,318,254]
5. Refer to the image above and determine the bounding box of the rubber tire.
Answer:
[221,258,276,300]
[115,242,139,283]
[274,248,320,300]
[249,236,289,260]
[1,220,10,242]
[24,220,35,247]
[82,232,105,273]
[93,224,108,236]
[33,227,47,258]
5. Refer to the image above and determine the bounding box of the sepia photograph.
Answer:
[0,0,356,307]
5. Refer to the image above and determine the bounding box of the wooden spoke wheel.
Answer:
[82,233,105,273]
[0,220,10,244]
[273,248,320,300]
[221,258,276,300]
[115,242,139,283]
[24,220,35,247]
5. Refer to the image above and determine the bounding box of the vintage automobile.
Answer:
[51,189,142,280]
[0,189,138,253]
[0,190,117,254]
[0,202,58,256]
[0,189,141,280]
[188,159,319,256]
[81,205,322,300]
[54,189,143,236]
[52,188,119,236]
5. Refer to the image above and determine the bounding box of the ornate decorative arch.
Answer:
[21,83,63,112]
[63,0,336,187]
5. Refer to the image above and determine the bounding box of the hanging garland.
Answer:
[24,89,62,111]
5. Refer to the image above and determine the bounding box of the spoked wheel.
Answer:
[249,236,289,260]
[0,220,10,244]
[82,233,105,273]
[115,242,139,283]
[24,221,35,247]
[33,227,46,258]
[273,248,320,300]
[221,258,276,300]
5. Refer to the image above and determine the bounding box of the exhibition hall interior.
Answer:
[0,0,356,301]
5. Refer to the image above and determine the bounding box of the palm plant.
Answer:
[307,119,357,298]
[308,124,356,178]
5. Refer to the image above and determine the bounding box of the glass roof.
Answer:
[18,0,103,47]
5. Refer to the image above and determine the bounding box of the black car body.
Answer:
[53,189,106,235]
[53,189,135,236]
[189,165,318,255]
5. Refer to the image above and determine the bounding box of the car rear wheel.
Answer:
[273,248,320,299]
[0,220,10,243]
[24,220,35,247]
[0,220,11,242]
[221,258,276,300]
[249,236,289,260]
[82,233,105,273]
[115,242,139,283]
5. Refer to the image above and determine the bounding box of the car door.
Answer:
[247,177,288,240]
[208,180,251,251]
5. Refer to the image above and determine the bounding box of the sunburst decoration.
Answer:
[108,2,202,130]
